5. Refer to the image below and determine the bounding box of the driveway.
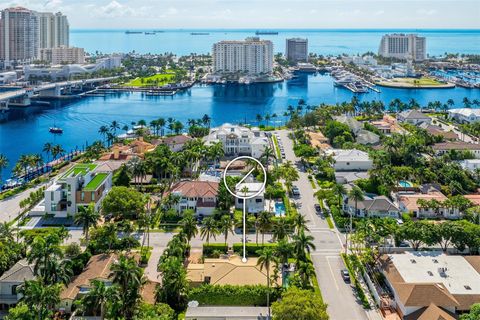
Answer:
[275,129,370,320]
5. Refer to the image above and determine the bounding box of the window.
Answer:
[255,199,263,203]
[91,192,95,201]
[80,192,85,201]
[50,192,54,201]
[11,285,17,295]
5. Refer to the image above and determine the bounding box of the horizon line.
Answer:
[71,27,480,31]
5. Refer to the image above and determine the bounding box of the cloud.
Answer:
[374,10,385,16]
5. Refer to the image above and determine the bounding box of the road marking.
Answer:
[326,256,340,290]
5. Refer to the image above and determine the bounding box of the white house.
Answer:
[382,252,480,318]
[235,182,265,213]
[0,260,35,311]
[397,109,431,125]
[326,149,373,171]
[344,195,400,218]
[204,124,269,158]
[170,181,219,215]
[448,108,480,124]
[460,159,480,172]
[43,163,112,218]
[432,142,480,159]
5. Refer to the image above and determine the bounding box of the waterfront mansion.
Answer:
[204,123,269,158]
[34,163,112,218]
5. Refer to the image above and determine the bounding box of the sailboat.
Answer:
[49,118,63,134]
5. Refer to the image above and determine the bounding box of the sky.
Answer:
[3,0,480,29]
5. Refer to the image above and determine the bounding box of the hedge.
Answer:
[189,285,280,306]
[203,243,278,257]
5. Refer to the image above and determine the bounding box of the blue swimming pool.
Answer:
[275,202,286,217]
[398,181,413,188]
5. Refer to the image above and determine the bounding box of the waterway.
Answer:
[1,73,480,180]
[71,29,480,56]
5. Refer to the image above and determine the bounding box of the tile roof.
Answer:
[170,181,219,198]
[404,303,456,320]
[60,254,116,301]
[347,195,399,212]
[398,109,431,120]
[0,259,35,282]
[432,142,480,151]
[159,135,193,146]
[398,191,447,212]
[187,256,280,286]
[464,194,480,206]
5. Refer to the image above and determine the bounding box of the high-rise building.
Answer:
[37,11,69,49]
[286,38,308,63]
[378,33,426,62]
[0,7,39,65]
[40,46,85,64]
[212,37,273,75]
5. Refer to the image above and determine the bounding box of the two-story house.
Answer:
[59,254,116,313]
[170,181,219,215]
[0,260,35,311]
[344,195,400,218]
[235,182,265,213]
[43,163,112,218]
[397,109,431,125]
[204,124,269,158]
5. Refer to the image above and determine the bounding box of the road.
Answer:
[0,183,48,223]
[275,129,370,320]
[433,116,478,144]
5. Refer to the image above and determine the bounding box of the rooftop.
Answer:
[83,172,109,191]
[0,259,35,282]
[398,109,431,120]
[61,254,116,301]
[187,255,280,286]
[432,142,480,151]
[60,163,97,180]
[170,180,219,198]
[389,252,480,296]
[327,149,371,161]
[398,191,448,212]
[448,108,480,117]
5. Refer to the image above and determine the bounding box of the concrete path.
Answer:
[144,247,165,282]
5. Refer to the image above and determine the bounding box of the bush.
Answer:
[64,243,82,258]
[189,285,280,306]
[264,183,286,199]
[232,243,277,256]
[203,243,228,257]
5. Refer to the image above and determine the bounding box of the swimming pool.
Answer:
[398,181,413,188]
[275,202,286,217]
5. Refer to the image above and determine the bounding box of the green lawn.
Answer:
[61,163,97,179]
[124,72,176,87]
[83,173,109,191]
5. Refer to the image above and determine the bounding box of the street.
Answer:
[275,129,370,320]
[0,182,48,223]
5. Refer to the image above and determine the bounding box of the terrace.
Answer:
[83,173,109,191]
[60,164,97,180]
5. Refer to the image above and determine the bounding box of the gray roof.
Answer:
[348,195,399,212]
[356,129,380,145]
[333,115,362,134]
[0,259,35,283]
[398,109,431,120]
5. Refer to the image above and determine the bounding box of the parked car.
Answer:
[341,269,351,283]
[314,204,321,213]
[292,186,300,196]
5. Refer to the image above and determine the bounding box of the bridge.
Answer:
[0,77,118,109]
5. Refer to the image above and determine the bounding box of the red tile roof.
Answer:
[171,181,219,198]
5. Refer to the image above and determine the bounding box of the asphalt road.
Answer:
[275,129,370,320]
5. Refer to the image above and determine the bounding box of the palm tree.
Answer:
[331,183,347,209]
[0,221,15,242]
[51,144,64,160]
[109,255,145,319]
[158,118,166,136]
[18,280,61,320]
[98,125,109,143]
[297,260,316,288]
[127,156,147,189]
[260,146,275,170]
[274,239,292,266]
[257,211,273,244]
[218,214,235,247]
[122,124,129,135]
[272,219,290,241]
[202,114,211,128]
[256,114,263,125]
[179,211,198,245]
[347,186,364,252]
[200,217,218,244]
[292,229,316,263]
[27,233,64,285]
[42,143,53,163]
[0,154,8,184]
[110,120,120,135]
[80,280,114,319]
[257,247,276,319]
[74,203,100,244]
[293,213,310,233]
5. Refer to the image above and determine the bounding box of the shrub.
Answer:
[203,243,228,257]
[265,183,286,199]
[189,285,280,306]
[232,243,277,256]
[64,243,82,258]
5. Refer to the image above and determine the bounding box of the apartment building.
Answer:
[212,37,273,75]
[40,46,85,64]
[0,7,39,66]
[378,33,427,61]
[37,11,69,49]
[286,38,308,63]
